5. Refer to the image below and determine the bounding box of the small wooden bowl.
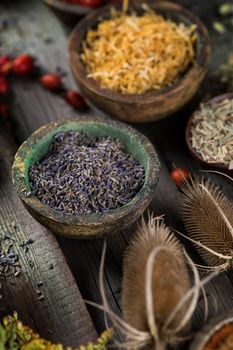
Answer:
[190,314,233,350]
[12,118,160,239]
[68,1,211,123]
[43,0,97,16]
[186,93,233,174]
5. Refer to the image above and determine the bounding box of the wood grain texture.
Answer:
[0,127,97,346]
[0,0,233,347]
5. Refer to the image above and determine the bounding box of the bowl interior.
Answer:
[74,1,206,99]
[21,121,151,206]
[186,93,233,172]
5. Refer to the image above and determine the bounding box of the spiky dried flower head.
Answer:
[86,215,217,350]
[121,216,192,348]
[179,176,233,270]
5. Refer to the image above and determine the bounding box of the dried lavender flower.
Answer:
[29,131,145,215]
[0,235,21,278]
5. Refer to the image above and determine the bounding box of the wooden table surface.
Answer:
[0,0,232,348]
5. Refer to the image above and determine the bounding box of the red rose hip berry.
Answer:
[170,168,190,185]
[65,90,87,109]
[0,55,11,67]
[0,55,13,75]
[0,76,9,94]
[66,0,102,6]
[13,54,34,75]
[40,74,63,91]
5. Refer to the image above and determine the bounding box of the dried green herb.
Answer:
[0,313,113,350]
[190,97,233,169]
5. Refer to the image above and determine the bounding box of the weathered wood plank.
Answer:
[0,127,97,346]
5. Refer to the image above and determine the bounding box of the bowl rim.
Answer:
[68,0,211,103]
[186,92,233,173]
[43,0,93,15]
[190,314,233,350]
[12,117,160,228]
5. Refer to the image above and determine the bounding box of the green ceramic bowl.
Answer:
[12,118,160,239]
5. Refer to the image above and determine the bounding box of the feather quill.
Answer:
[179,176,233,269]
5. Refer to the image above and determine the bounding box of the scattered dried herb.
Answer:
[30,131,145,215]
[0,313,113,350]
[20,239,34,254]
[81,5,196,94]
[0,234,21,280]
[190,97,233,169]
[0,228,41,300]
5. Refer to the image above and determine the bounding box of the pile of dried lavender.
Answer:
[190,97,233,170]
[0,235,21,279]
[30,131,145,215]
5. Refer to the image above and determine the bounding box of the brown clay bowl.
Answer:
[68,1,211,123]
[12,118,160,239]
[186,93,233,175]
[190,313,233,350]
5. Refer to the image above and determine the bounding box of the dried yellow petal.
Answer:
[81,8,196,94]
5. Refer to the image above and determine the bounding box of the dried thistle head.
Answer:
[88,215,216,350]
[180,176,233,269]
[121,216,192,348]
